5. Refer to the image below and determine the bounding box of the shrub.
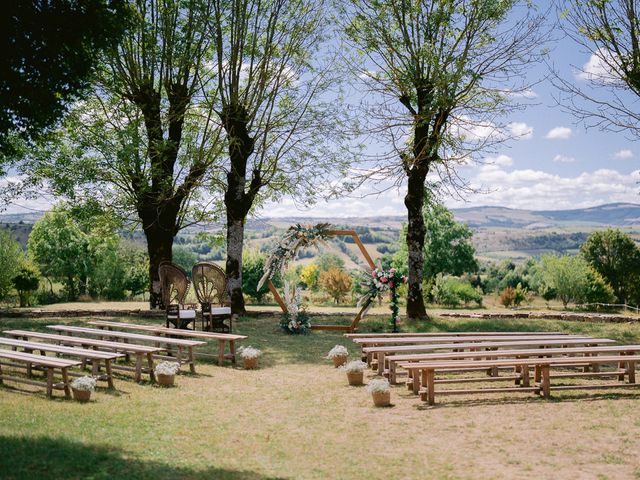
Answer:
[299,264,319,290]
[319,267,352,304]
[500,287,516,308]
[12,263,40,307]
[0,230,23,301]
[431,274,482,307]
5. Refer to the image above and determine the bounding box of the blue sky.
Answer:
[3,4,639,219]
[263,11,640,218]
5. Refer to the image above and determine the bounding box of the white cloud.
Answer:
[508,122,533,139]
[553,154,576,163]
[576,49,618,83]
[485,154,514,166]
[612,149,633,160]
[508,88,538,99]
[545,127,572,140]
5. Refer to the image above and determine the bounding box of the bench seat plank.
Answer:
[88,320,247,366]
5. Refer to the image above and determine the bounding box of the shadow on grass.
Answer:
[413,391,640,410]
[0,435,284,480]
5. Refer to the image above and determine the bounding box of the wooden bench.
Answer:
[0,337,123,389]
[407,355,639,405]
[395,344,640,394]
[0,349,81,398]
[4,330,165,382]
[364,337,610,375]
[88,320,247,366]
[46,325,206,373]
[353,334,587,364]
[345,331,564,339]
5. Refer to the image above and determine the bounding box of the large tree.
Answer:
[393,200,478,287]
[555,0,640,138]
[22,0,225,308]
[581,228,640,304]
[341,0,545,319]
[0,0,129,157]
[207,0,350,313]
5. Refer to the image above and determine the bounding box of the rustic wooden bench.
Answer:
[353,334,587,365]
[0,337,123,389]
[345,331,564,339]
[4,330,165,382]
[407,355,638,405]
[88,320,247,366]
[0,349,81,398]
[395,344,640,394]
[364,337,610,375]
[46,325,206,373]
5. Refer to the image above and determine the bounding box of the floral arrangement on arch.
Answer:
[257,223,333,291]
[279,281,311,334]
[358,264,407,333]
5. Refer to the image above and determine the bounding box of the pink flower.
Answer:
[402,276,408,283]
[380,276,387,283]
[388,281,394,288]
[371,271,377,278]
[390,268,396,273]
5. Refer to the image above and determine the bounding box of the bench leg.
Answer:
[534,365,541,384]
[147,353,156,382]
[619,358,626,381]
[389,362,397,385]
[412,371,420,395]
[46,368,54,397]
[218,340,225,366]
[230,340,236,365]
[134,354,143,382]
[628,361,636,384]
[377,353,385,375]
[61,368,71,399]
[91,359,100,376]
[420,369,435,405]
[105,360,114,389]
[187,347,196,374]
[540,365,551,398]
[521,364,530,387]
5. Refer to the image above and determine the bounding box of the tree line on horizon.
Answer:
[1,0,639,318]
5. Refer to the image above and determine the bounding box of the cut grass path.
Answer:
[1,314,640,479]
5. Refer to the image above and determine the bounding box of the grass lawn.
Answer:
[1,314,640,479]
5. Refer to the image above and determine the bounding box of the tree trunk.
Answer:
[405,169,429,320]
[226,218,246,314]
[220,103,258,316]
[144,225,175,310]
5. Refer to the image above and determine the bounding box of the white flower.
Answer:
[342,360,367,373]
[70,376,97,391]
[155,361,180,376]
[327,345,349,359]
[238,346,262,359]
[366,379,390,394]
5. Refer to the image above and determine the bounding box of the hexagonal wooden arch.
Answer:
[267,229,376,333]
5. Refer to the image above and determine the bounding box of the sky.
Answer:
[261,8,640,218]
[3,3,640,219]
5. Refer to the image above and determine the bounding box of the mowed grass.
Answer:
[1,314,640,479]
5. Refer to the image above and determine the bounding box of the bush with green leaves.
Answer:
[431,274,482,308]
[539,254,615,308]
[12,262,40,307]
[0,230,23,301]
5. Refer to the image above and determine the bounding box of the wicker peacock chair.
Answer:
[191,262,232,332]
[158,261,195,329]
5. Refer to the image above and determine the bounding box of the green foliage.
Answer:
[242,251,281,303]
[0,0,129,154]
[28,208,149,301]
[0,231,23,300]
[431,274,482,308]
[315,253,345,273]
[539,254,615,308]
[172,246,198,276]
[12,262,40,307]
[394,203,478,281]
[581,228,640,304]
[28,210,89,300]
